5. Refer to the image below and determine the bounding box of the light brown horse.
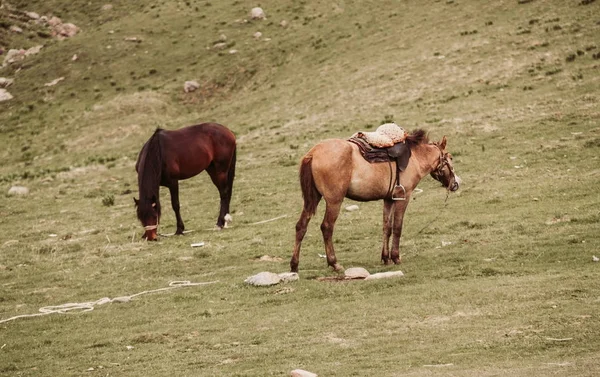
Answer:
[290,129,460,272]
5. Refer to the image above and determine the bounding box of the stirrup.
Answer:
[392,184,406,201]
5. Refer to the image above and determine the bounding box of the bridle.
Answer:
[431,144,456,192]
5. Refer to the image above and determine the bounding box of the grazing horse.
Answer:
[290,130,460,272]
[134,123,237,240]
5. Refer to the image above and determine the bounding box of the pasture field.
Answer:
[1,0,599,376]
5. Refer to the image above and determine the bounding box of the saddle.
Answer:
[349,123,411,200]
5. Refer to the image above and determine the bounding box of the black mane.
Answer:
[405,129,429,148]
[136,128,164,221]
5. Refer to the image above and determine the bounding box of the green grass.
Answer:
[1,0,600,376]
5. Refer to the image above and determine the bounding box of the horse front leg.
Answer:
[168,181,185,235]
[321,201,344,271]
[290,209,313,273]
[390,196,410,264]
[381,199,394,265]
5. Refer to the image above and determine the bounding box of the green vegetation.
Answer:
[1,1,599,376]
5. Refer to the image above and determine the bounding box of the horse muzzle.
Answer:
[449,174,461,192]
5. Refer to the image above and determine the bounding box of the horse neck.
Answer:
[412,143,441,177]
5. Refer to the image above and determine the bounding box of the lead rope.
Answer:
[0,280,218,325]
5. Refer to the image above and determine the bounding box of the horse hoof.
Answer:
[392,258,402,265]
[332,263,344,272]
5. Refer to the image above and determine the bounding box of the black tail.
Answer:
[227,145,237,196]
[299,154,321,215]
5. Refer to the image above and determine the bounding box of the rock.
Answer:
[24,45,43,57]
[253,31,262,39]
[0,89,13,102]
[250,7,266,20]
[48,16,62,27]
[229,49,238,54]
[184,80,200,93]
[54,23,79,39]
[7,186,29,196]
[245,272,281,286]
[44,77,65,87]
[278,272,299,283]
[25,11,40,20]
[364,271,404,280]
[10,25,23,33]
[3,49,25,66]
[593,255,599,262]
[344,267,370,279]
[101,4,113,11]
[280,20,289,28]
[212,42,227,50]
[345,204,359,212]
[0,78,13,88]
[291,369,317,377]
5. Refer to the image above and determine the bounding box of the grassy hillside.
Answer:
[1,0,599,376]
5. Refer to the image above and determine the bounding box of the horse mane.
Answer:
[137,128,164,220]
[405,129,429,149]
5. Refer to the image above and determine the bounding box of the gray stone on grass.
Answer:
[364,271,404,280]
[278,272,299,283]
[250,7,266,20]
[0,89,13,102]
[344,267,370,279]
[0,78,14,88]
[245,271,281,286]
[8,186,29,196]
[291,369,317,377]
[345,204,359,212]
[184,80,200,93]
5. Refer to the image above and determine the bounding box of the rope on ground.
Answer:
[0,280,219,325]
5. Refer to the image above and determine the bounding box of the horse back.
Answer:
[161,123,236,180]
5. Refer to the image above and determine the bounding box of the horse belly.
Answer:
[347,162,393,201]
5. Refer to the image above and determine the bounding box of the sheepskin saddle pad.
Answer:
[348,123,411,172]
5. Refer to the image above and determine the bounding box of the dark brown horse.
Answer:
[134,123,237,240]
[290,130,460,272]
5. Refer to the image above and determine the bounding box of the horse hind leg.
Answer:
[290,207,316,273]
[321,200,344,272]
[207,166,233,229]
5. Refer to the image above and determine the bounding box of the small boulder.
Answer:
[364,271,404,280]
[278,272,299,283]
[25,11,40,20]
[184,80,200,93]
[0,78,14,88]
[245,272,281,286]
[7,186,29,196]
[345,204,359,212]
[280,20,289,28]
[10,25,23,34]
[253,31,262,39]
[212,42,227,50]
[291,370,317,377]
[0,89,13,102]
[250,7,266,20]
[101,4,113,11]
[344,267,370,279]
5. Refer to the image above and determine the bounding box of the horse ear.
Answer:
[439,136,447,150]
[133,197,139,207]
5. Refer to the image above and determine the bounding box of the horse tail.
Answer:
[227,144,237,194]
[299,154,321,215]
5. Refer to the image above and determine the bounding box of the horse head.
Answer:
[430,136,461,192]
[134,196,161,241]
